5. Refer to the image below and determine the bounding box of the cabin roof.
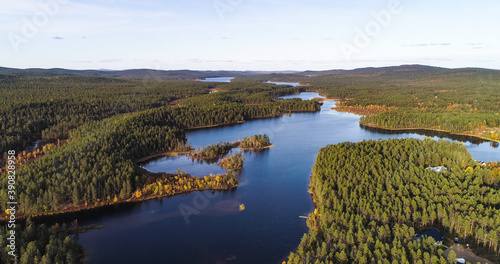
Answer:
[414,228,444,242]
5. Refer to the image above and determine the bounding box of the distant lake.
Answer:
[264,81,301,87]
[200,77,235,83]
[74,92,499,264]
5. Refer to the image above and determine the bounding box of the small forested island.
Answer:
[218,152,245,171]
[237,134,273,150]
[287,138,499,264]
[189,141,234,160]
[134,168,238,199]
[188,135,271,163]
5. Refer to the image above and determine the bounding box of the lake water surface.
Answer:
[264,81,301,87]
[76,92,499,264]
[200,77,235,83]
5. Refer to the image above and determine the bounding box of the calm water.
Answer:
[141,154,227,177]
[200,77,235,83]
[198,78,301,87]
[264,81,301,87]
[76,92,499,264]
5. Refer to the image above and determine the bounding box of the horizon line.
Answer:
[1,64,500,73]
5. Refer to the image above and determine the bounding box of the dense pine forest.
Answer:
[0,221,84,264]
[0,76,211,155]
[287,138,500,263]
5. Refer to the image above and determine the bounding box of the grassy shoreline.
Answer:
[238,144,275,150]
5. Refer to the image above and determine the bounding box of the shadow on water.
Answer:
[31,202,140,226]
[32,187,242,228]
[359,124,492,145]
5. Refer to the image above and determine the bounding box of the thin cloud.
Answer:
[407,44,429,47]
[100,59,123,63]
[404,43,451,47]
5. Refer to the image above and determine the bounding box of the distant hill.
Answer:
[300,65,452,76]
[0,65,497,80]
[0,67,274,79]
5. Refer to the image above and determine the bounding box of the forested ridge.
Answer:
[287,138,500,264]
[0,75,212,155]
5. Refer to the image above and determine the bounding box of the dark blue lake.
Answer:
[76,92,499,264]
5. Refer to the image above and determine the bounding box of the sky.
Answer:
[1,0,500,71]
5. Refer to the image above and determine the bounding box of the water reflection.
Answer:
[359,124,488,145]
[141,154,227,177]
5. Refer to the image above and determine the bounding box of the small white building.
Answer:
[426,166,447,173]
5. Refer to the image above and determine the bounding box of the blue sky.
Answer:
[1,0,499,71]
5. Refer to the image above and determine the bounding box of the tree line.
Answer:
[360,108,500,141]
